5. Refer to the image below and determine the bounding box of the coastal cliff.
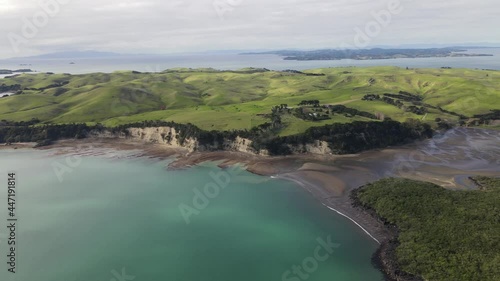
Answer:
[126,127,269,154]
[1,120,433,156]
[89,126,339,156]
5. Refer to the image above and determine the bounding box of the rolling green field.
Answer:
[1,67,498,134]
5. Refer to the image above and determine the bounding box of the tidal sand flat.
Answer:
[0,149,383,281]
[280,128,500,244]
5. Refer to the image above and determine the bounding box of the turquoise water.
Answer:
[0,150,383,281]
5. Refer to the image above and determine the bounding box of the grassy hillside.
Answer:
[355,177,500,281]
[0,67,498,134]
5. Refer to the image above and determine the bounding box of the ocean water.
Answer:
[0,150,383,281]
[0,48,499,75]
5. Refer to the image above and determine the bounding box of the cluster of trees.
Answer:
[437,106,468,119]
[0,118,41,126]
[0,84,21,92]
[1,81,71,97]
[24,81,69,91]
[471,110,500,125]
[251,119,433,155]
[329,105,378,119]
[0,120,242,149]
[354,177,500,281]
[389,92,467,119]
[298,100,320,106]
[383,97,405,108]
[405,105,427,115]
[405,99,467,120]
[293,107,331,121]
[385,91,423,102]
[434,118,453,130]
[270,102,379,122]
[270,107,285,130]
[362,94,380,101]
[362,93,428,115]
[0,123,101,145]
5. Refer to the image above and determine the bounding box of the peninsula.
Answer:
[245,47,493,61]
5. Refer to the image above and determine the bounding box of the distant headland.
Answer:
[0,69,33,75]
[244,47,494,61]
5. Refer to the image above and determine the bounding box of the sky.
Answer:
[0,0,499,59]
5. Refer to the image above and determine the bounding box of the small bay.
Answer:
[0,150,383,281]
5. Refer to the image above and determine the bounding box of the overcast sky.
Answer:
[0,0,498,59]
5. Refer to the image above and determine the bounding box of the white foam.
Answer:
[323,204,381,245]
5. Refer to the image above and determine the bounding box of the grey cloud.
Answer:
[0,0,498,59]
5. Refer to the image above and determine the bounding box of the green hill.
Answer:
[1,67,498,134]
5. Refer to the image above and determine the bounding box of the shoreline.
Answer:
[350,186,424,281]
[0,139,398,244]
[281,173,382,244]
[2,131,499,281]
[3,136,497,245]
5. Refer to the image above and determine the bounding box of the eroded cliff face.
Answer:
[221,136,261,154]
[127,127,198,151]
[286,140,333,155]
[89,127,330,156]
[306,140,332,154]
[90,127,263,154]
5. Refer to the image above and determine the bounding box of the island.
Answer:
[244,47,493,61]
[0,69,34,75]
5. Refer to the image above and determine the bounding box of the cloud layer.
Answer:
[1,0,498,58]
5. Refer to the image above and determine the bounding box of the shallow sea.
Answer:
[0,150,383,281]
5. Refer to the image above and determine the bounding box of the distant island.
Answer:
[0,69,33,75]
[244,47,494,61]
